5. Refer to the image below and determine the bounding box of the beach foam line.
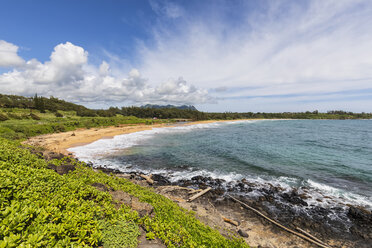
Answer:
[69,118,372,210]
[67,119,268,159]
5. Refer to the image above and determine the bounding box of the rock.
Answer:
[152,174,170,185]
[348,206,372,222]
[281,191,308,206]
[131,197,154,217]
[55,163,75,175]
[48,162,75,175]
[47,163,57,171]
[110,190,132,206]
[91,182,109,192]
[96,166,121,174]
[237,229,249,238]
[46,152,64,160]
[298,193,309,200]
[110,190,154,217]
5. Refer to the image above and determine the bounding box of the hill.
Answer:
[141,104,197,111]
[1,93,371,121]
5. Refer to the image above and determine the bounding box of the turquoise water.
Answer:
[70,119,372,209]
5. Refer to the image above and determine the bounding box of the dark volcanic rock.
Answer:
[56,163,76,175]
[281,190,308,206]
[347,206,372,240]
[45,152,65,160]
[152,174,171,185]
[237,229,249,238]
[47,163,75,175]
[95,165,121,174]
[348,206,372,222]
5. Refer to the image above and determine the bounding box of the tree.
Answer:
[33,94,46,113]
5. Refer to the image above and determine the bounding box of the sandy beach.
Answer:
[23,119,362,248]
[24,120,238,155]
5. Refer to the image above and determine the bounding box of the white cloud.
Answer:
[2,0,372,112]
[0,41,210,105]
[138,0,372,111]
[149,0,183,19]
[0,40,25,67]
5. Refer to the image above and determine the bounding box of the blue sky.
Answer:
[1,0,372,112]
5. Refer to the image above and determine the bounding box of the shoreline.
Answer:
[91,167,370,248]
[24,119,372,247]
[24,119,256,155]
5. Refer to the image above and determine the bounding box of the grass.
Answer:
[0,108,171,140]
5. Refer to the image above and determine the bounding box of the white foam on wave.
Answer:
[69,119,371,211]
[68,119,266,160]
[305,179,372,209]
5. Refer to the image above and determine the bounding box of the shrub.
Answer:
[55,111,63,117]
[29,113,41,120]
[77,109,97,117]
[6,113,22,119]
[52,124,66,132]
[100,220,140,248]
[0,113,9,121]
[21,114,30,119]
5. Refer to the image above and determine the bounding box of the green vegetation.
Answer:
[120,107,372,120]
[0,108,167,140]
[1,93,371,121]
[0,138,248,247]
[0,94,250,248]
[1,93,370,247]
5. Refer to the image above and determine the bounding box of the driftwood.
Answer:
[296,227,329,247]
[188,189,203,194]
[140,174,154,185]
[157,185,201,194]
[223,217,239,226]
[227,195,331,248]
[188,187,212,202]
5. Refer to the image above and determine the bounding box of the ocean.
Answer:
[69,119,372,211]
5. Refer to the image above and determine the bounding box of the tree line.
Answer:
[0,94,371,120]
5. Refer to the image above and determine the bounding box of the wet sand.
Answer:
[24,120,229,155]
[24,119,367,247]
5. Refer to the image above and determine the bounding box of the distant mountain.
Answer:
[141,104,197,111]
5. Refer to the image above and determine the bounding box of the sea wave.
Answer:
[68,119,264,159]
[68,119,372,211]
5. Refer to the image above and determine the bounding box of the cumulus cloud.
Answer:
[0,41,210,105]
[139,0,372,111]
[0,40,25,67]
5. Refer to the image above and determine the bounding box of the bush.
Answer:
[0,138,249,248]
[55,111,63,117]
[100,220,140,248]
[0,113,9,121]
[52,124,66,132]
[29,113,41,120]
[6,113,22,119]
[21,114,30,119]
[77,109,97,117]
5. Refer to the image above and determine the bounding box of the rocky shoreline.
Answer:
[32,148,372,248]
[94,164,372,248]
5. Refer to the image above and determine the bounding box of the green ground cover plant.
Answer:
[0,138,249,247]
[0,108,170,140]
